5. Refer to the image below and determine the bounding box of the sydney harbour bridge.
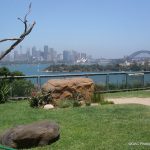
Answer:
[126,50,150,61]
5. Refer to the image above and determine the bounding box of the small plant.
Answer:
[29,90,53,108]
[29,95,39,107]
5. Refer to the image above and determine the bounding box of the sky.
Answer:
[1,0,150,58]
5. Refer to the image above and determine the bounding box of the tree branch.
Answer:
[0,38,21,43]
[0,3,35,60]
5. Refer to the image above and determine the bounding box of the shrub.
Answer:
[12,79,34,97]
[29,95,39,107]
[29,91,53,108]
[0,80,10,103]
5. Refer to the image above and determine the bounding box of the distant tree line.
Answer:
[44,62,150,72]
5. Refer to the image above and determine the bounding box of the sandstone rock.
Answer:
[0,121,60,149]
[42,77,94,105]
[44,104,54,109]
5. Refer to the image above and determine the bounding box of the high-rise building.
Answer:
[32,46,37,58]
[26,49,31,62]
[43,45,49,61]
[63,50,71,62]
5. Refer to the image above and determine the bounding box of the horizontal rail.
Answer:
[0,71,150,99]
[96,87,150,94]
[0,71,150,79]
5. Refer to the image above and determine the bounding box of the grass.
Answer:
[104,90,150,99]
[0,100,150,150]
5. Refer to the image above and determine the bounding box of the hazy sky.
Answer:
[1,0,150,58]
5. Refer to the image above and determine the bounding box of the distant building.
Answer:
[32,46,37,58]
[63,50,72,62]
[43,45,49,61]
[63,50,69,62]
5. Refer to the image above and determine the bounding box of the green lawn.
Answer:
[105,90,150,99]
[0,100,150,150]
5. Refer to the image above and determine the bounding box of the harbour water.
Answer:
[0,64,150,86]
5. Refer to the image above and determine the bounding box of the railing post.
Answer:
[106,74,109,91]
[39,76,41,90]
[143,73,145,88]
[37,75,41,90]
[126,73,128,89]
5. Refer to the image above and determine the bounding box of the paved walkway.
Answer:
[108,97,150,106]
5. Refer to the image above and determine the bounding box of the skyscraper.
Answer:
[43,45,49,61]
[63,50,71,62]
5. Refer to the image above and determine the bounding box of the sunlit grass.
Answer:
[104,90,150,99]
[0,100,150,150]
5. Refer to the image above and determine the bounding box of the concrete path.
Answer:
[108,97,150,106]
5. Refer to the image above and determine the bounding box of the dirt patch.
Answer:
[108,97,150,106]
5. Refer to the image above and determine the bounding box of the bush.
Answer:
[29,95,39,107]
[0,67,34,100]
[0,80,10,103]
[12,79,34,97]
[29,91,53,108]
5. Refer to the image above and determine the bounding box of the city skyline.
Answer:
[1,0,150,59]
[1,45,89,63]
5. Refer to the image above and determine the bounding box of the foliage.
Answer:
[29,94,39,108]
[29,91,53,108]
[0,67,11,76]
[45,62,150,72]
[11,79,34,97]
[0,67,34,102]
[0,80,10,103]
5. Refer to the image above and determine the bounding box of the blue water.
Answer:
[0,64,150,86]
[0,64,50,75]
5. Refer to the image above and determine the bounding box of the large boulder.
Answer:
[42,77,94,105]
[0,121,60,149]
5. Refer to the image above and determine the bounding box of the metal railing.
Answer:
[0,71,150,98]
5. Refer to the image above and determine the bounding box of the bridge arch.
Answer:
[128,50,150,59]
